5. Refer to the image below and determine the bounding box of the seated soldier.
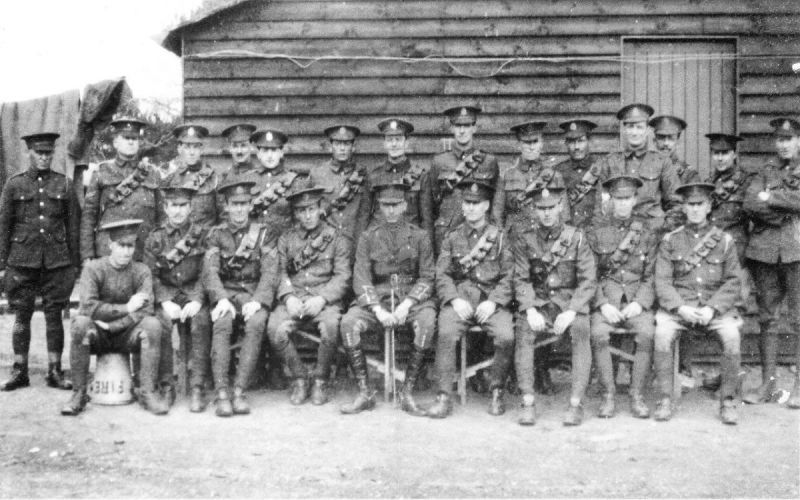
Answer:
[266,181,351,406]
[339,181,436,416]
[204,179,278,417]
[144,185,211,412]
[587,176,659,419]
[427,179,515,419]
[653,183,743,425]
[61,219,168,416]
[513,180,597,426]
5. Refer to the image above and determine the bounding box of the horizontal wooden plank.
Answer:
[740,95,800,114]
[739,75,800,95]
[740,35,800,56]
[184,95,622,116]
[183,76,621,98]
[737,135,793,153]
[739,115,796,134]
[183,36,621,58]
[221,1,800,22]
[740,57,800,76]
[184,58,620,79]
[182,114,620,135]
[185,16,800,41]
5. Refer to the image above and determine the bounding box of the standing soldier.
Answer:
[310,125,369,245]
[0,133,80,392]
[340,181,436,415]
[266,182,351,406]
[144,186,211,412]
[513,180,597,426]
[650,115,699,184]
[204,179,277,417]
[360,119,434,243]
[430,106,499,252]
[653,183,743,424]
[61,219,169,416]
[220,123,257,180]
[80,118,161,262]
[163,124,220,228]
[426,180,515,419]
[493,121,565,395]
[554,119,601,228]
[587,176,659,419]
[742,118,800,408]
[594,104,681,227]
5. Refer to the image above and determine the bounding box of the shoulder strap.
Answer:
[401,163,426,187]
[567,165,601,205]
[545,225,576,271]
[517,166,555,203]
[289,226,336,273]
[226,223,263,270]
[251,171,300,215]
[604,220,644,275]
[157,225,206,271]
[681,226,724,273]
[456,224,500,273]
[106,161,151,204]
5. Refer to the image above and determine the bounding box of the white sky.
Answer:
[0,0,203,103]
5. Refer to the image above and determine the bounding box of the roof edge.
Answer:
[159,0,254,56]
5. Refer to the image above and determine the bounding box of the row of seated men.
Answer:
[1,103,799,428]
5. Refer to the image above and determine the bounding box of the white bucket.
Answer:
[88,353,133,405]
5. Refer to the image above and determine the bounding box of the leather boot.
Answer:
[518,395,536,426]
[46,361,73,390]
[563,403,584,426]
[720,397,738,425]
[289,378,309,405]
[215,388,233,417]
[310,379,329,406]
[744,331,777,404]
[340,346,376,414]
[719,353,742,403]
[139,390,170,415]
[630,393,650,419]
[787,377,800,409]
[232,386,250,414]
[61,388,89,416]
[160,381,176,408]
[598,392,616,418]
[189,386,206,413]
[426,391,453,419]
[654,397,672,421]
[399,346,428,417]
[488,387,506,416]
[629,347,651,418]
[653,351,674,421]
[0,362,30,391]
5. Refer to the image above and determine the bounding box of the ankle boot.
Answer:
[1,362,30,391]
[399,346,428,417]
[61,388,89,416]
[310,379,329,406]
[189,386,206,413]
[787,377,800,409]
[232,386,250,414]
[720,397,738,425]
[289,378,309,405]
[215,388,233,417]
[518,395,536,426]
[426,391,453,419]
[488,387,506,416]
[46,361,72,390]
[629,347,651,418]
[563,403,584,426]
[340,346,376,414]
[160,381,176,407]
[744,332,777,404]
[139,390,169,415]
[598,392,616,418]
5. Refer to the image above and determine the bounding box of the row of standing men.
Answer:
[1,103,798,426]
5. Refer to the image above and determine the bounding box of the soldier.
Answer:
[310,125,369,244]
[80,118,161,262]
[587,176,659,419]
[360,118,434,243]
[204,179,277,416]
[143,186,211,412]
[494,121,565,395]
[220,123,257,180]
[430,106,500,252]
[163,124,220,228]
[554,119,601,228]
[594,104,681,226]
[0,133,80,392]
[742,118,800,408]
[339,181,436,415]
[61,219,169,416]
[426,180,515,419]
[653,183,743,424]
[266,182,351,405]
[650,115,699,184]
[513,180,597,426]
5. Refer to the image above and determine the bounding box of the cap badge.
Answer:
[461,107,468,116]
[569,122,577,131]
[187,127,196,137]
[783,121,791,130]
[542,188,550,198]
[339,126,347,135]
[266,131,273,141]
[470,183,478,193]
[390,121,397,130]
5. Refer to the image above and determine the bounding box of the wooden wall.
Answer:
[173,0,800,173]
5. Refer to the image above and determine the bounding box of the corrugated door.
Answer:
[622,39,737,178]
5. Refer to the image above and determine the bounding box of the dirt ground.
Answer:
[1,314,799,498]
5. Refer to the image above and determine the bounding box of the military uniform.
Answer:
[143,190,211,411]
[653,183,743,424]
[513,185,597,425]
[554,119,601,228]
[62,220,169,416]
[360,119,435,242]
[80,119,161,261]
[428,180,514,418]
[204,178,278,415]
[219,123,257,183]
[267,186,351,405]
[742,118,800,407]
[430,106,500,251]
[340,182,436,415]
[595,105,681,223]
[0,133,80,391]
[587,176,659,419]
